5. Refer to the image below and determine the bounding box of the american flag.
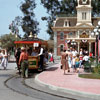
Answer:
[65,40,68,50]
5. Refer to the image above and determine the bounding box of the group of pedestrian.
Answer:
[15,46,41,78]
[0,49,8,70]
[15,45,55,78]
[61,47,90,75]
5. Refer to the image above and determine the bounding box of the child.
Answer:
[75,54,80,73]
[49,52,54,63]
[79,54,83,68]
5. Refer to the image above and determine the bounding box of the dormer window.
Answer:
[64,20,69,27]
[79,0,89,5]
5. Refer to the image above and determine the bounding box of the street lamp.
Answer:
[71,40,76,48]
[91,21,100,64]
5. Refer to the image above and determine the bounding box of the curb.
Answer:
[35,73,100,100]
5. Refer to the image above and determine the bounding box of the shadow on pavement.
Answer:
[46,67,58,71]
[64,73,76,75]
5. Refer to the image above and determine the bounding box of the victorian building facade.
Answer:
[52,0,100,57]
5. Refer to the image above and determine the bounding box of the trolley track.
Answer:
[4,74,78,100]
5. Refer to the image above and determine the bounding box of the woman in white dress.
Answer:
[1,50,8,70]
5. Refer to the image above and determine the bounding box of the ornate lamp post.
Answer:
[91,21,100,64]
[71,40,76,48]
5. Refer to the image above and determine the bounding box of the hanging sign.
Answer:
[33,43,39,47]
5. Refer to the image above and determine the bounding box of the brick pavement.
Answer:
[36,62,100,95]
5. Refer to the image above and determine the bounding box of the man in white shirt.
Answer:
[38,45,44,71]
[72,48,78,57]
[83,54,89,61]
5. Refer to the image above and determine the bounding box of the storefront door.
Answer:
[80,42,89,51]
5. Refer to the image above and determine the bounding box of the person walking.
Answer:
[0,50,3,63]
[15,48,21,74]
[67,49,72,71]
[79,48,83,55]
[61,50,69,75]
[72,48,78,57]
[48,51,51,62]
[19,47,28,78]
[1,50,8,70]
[72,55,76,72]
[75,54,80,73]
[38,45,44,71]
[83,53,89,67]
[79,54,83,68]
[49,52,54,63]
[89,52,93,58]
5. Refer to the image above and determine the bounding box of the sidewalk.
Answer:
[25,62,100,100]
[8,55,16,62]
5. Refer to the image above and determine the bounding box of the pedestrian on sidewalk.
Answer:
[79,54,83,68]
[72,48,78,57]
[19,47,28,78]
[79,48,83,55]
[1,50,8,70]
[48,51,51,62]
[89,51,93,58]
[72,55,76,72]
[49,52,54,63]
[0,49,3,63]
[67,49,72,72]
[38,45,44,71]
[61,49,69,75]
[75,54,80,73]
[83,53,89,67]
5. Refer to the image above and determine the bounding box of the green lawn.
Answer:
[79,73,100,79]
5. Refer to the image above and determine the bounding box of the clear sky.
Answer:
[0,0,50,40]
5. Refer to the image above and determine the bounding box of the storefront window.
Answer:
[68,32,76,38]
[60,45,64,52]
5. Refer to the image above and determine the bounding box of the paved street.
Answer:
[0,63,39,100]
[0,61,100,100]
[0,62,80,100]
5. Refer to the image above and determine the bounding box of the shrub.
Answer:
[89,57,95,62]
[84,61,91,72]
[93,64,100,74]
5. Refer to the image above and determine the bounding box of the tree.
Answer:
[9,16,21,35]
[20,0,39,37]
[92,0,100,16]
[0,34,20,52]
[41,0,100,40]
